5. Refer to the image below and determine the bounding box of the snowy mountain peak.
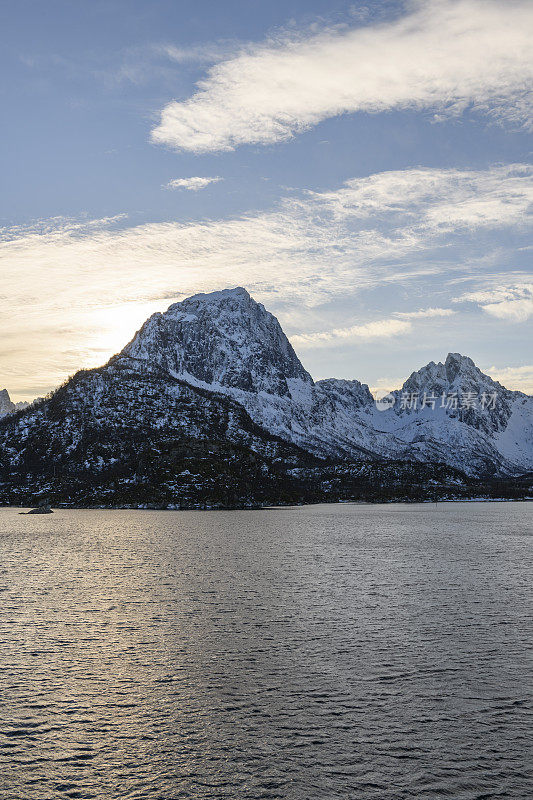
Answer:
[401,352,508,397]
[393,351,531,458]
[0,389,29,418]
[444,352,480,382]
[0,389,13,417]
[169,286,251,310]
[121,287,313,397]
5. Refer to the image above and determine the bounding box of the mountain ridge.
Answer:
[113,288,533,476]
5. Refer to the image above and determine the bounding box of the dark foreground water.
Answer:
[0,502,532,800]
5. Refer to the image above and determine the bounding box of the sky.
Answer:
[1,0,532,401]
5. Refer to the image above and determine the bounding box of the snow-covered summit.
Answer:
[0,389,28,418]
[394,351,526,436]
[402,353,502,396]
[0,389,14,417]
[169,286,251,308]
[121,286,312,398]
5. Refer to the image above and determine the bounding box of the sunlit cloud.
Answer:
[291,318,411,348]
[395,307,455,319]
[1,164,531,397]
[292,307,455,348]
[454,281,533,321]
[152,0,533,152]
[164,176,222,191]
[483,364,533,394]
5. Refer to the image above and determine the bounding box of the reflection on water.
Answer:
[0,502,531,799]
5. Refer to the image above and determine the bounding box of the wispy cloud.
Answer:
[151,0,533,152]
[291,318,411,348]
[394,307,455,319]
[164,176,222,191]
[160,42,239,65]
[303,164,533,231]
[1,164,530,395]
[454,281,533,321]
[483,364,533,394]
[292,307,455,348]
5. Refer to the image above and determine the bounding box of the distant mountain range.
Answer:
[1,288,531,508]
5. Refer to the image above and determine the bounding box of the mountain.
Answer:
[0,390,14,417]
[322,352,533,477]
[123,287,312,396]
[119,289,380,460]
[0,389,28,418]
[118,288,532,476]
[367,353,533,475]
[0,288,531,508]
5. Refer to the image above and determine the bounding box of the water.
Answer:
[0,502,531,800]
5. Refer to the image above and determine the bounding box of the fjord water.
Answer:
[1,504,531,800]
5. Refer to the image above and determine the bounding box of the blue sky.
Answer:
[1,0,532,399]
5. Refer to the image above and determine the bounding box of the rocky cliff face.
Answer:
[122,288,312,396]
[0,287,531,508]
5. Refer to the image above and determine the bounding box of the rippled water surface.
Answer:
[1,502,532,799]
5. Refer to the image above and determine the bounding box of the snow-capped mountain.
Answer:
[353,353,533,476]
[0,390,13,417]
[0,287,531,508]
[122,287,312,397]
[0,389,28,418]
[116,288,533,476]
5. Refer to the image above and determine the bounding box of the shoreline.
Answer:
[2,496,531,513]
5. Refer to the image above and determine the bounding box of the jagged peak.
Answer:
[404,353,482,386]
[0,389,16,417]
[444,352,477,380]
[167,287,252,313]
[445,352,474,365]
[121,286,312,396]
[398,352,526,410]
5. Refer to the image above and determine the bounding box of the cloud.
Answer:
[483,364,533,394]
[292,307,455,348]
[93,42,240,89]
[394,307,455,319]
[164,176,222,191]
[151,0,533,152]
[455,282,533,321]
[161,42,239,65]
[304,163,533,231]
[483,298,533,322]
[291,318,411,348]
[0,164,530,396]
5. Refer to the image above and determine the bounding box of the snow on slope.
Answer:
[356,353,533,475]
